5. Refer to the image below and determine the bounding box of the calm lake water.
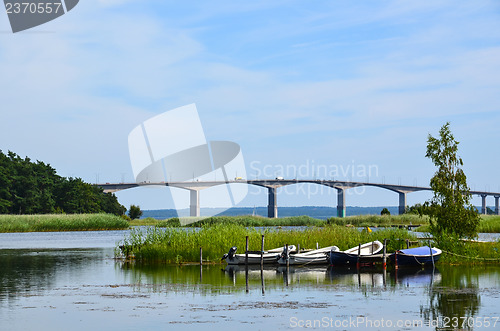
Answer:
[1,230,500,331]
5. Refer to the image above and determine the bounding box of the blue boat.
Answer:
[389,246,441,266]
[328,241,384,265]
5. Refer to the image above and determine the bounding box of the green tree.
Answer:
[128,205,143,220]
[425,122,479,239]
[380,207,390,216]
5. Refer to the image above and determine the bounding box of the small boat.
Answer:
[328,241,384,265]
[389,246,441,266]
[221,245,296,265]
[277,246,339,265]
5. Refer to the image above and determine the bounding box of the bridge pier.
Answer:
[495,196,499,215]
[190,189,200,217]
[399,192,406,215]
[268,187,278,218]
[481,194,487,215]
[336,188,346,218]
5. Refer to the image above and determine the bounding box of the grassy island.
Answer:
[0,213,129,232]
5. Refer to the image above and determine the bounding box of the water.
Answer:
[1,231,500,330]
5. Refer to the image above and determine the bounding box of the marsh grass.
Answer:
[327,214,428,227]
[416,215,500,233]
[436,237,500,264]
[183,215,325,227]
[0,214,129,232]
[117,224,416,263]
[135,214,428,228]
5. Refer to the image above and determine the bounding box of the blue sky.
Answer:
[1,1,499,210]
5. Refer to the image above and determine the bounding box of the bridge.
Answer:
[98,179,500,218]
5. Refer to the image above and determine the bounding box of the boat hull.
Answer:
[225,253,281,265]
[389,246,441,266]
[277,246,338,265]
[329,252,384,265]
[328,241,384,265]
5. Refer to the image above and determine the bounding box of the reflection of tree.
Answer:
[420,266,480,330]
[0,248,105,305]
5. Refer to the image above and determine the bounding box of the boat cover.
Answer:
[398,246,438,256]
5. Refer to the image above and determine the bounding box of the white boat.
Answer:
[277,246,339,265]
[221,245,296,265]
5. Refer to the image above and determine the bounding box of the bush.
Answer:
[128,205,143,220]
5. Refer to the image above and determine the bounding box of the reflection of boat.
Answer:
[389,246,441,266]
[327,266,385,287]
[277,266,329,284]
[394,267,441,286]
[221,245,296,265]
[277,246,339,265]
[327,241,384,265]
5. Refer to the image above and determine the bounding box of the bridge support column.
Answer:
[398,192,406,215]
[190,189,200,217]
[268,187,278,218]
[336,188,346,218]
[481,194,487,215]
[495,196,499,215]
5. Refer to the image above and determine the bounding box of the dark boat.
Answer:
[328,241,384,265]
[389,246,441,266]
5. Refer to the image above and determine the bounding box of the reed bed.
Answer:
[182,215,326,227]
[327,214,428,227]
[0,214,129,232]
[416,215,500,234]
[117,224,415,263]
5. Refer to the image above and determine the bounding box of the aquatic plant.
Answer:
[117,224,417,264]
[0,213,129,232]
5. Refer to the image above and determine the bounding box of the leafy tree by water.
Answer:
[380,207,390,216]
[425,122,479,240]
[128,205,143,220]
[0,150,125,215]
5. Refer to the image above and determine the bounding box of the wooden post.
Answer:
[199,246,203,265]
[395,250,398,270]
[297,244,300,253]
[245,236,249,266]
[383,239,387,270]
[406,239,410,249]
[428,240,435,268]
[357,243,361,269]
[261,235,265,267]
[286,244,290,268]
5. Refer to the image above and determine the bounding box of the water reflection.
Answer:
[420,266,486,330]
[2,247,500,331]
[0,248,108,305]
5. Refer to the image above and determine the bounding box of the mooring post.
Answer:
[406,239,410,249]
[245,236,249,266]
[428,240,435,268]
[297,243,300,253]
[357,243,361,269]
[199,246,203,265]
[383,239,387,270]
[395,250,398,270]
[261,235,265,267]
[286,244,290,268]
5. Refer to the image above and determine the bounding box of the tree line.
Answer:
[0,150,126,215]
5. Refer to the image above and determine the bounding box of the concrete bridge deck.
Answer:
[97,179,500,218]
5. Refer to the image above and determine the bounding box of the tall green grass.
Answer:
[117,224,416,263]
[416,215,500,233]
[0,214,129,232]
[327,214,428,227]
[182,215,326,227]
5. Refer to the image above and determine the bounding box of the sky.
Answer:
[1,0,499,211]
